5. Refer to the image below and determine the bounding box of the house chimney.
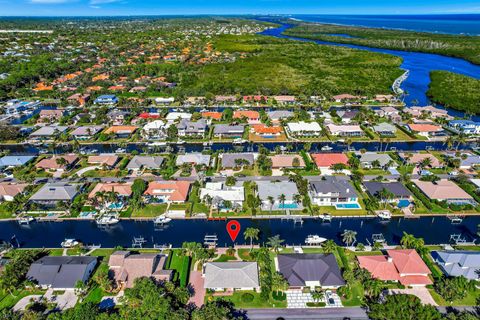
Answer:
[387,256,393,263]
[346,188,350,193]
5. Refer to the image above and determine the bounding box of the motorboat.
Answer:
[154,215,172,225]
[148,142,167,147]
[176,139,185,145]
[376,210,392,220]
[18,216,35,225]
[321,145,333,151]
[96,215,120,226]
[232,138,245,144]
[115,148,126,154]
[319,213,332,222]
[305,235,327,245]
[61,239,79,248]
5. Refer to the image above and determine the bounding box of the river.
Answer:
[258,22,480,119]
[1,216,477,248]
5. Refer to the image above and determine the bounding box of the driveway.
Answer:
[75,166,100,177]
[389,287,437,306]
[13,295,42,311]
[188,270,205,307]
[44,289,78,310]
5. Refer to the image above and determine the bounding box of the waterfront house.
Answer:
[448,120,480,135]
[203,262,260,291]
[142,120,168,140]
[309,177,359,209]
[233,110,260,124]
[326,123,364,137]
[200,182,244,210]
[175,153,211,167]
[357,249,432,286]
[109,251,173,289]
[176,119,208,138]
[67,93,90,106]
[374,94,395,103]
[26,256,97,290]
[373,123,397,136]
[70,125,103,140]
[412,179,475,205]
[363,181,412,204]
[38,109,64,123]
[256,180,302,211]
[88,155,119,169]
[29,183,82,207]
[35,154,79,172]
[154,97,175,105]
[273,95,296,105]
[220,153,256,169]
[406,123,444,138]
[406,106,452,120]
[332,94,361,103]
[88,182,133,200]
[398,153,443,168]
[250,124,283,138]
[215,95,237,103]
[310,153,349,169]
[104,125,138,138]
[143,181,191,203]
[269,154,305,169]
[358,152,397,169]
[126,156,164,173]
[213,124,245,139]
[443,151,480,170]
[431,251,480,280]
[286,121,322,137]
[276,254,345,289]
[267,110,294,123]
[29,126,68,141]
[243,95,267,104]
[0,155,35,169]
[94,94,118,105]
[337,110,359,124]
[165,112,192,122]
[374,106,401,122]
[0,183,28,202]
[201,111,222,121]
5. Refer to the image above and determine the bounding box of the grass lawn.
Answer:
[167,250,191,287]
[341,281,364,307]
[207,290,287,308]
[48,248,64,256]
[429,288,480,306]
[0,203,14,219]
[192,203,209,214]
[131,204,167,218]
[0,289,45,310]
[169,203,189,211]
[83,285,107,304]
[313,205,369,216]
[213,254,237,262]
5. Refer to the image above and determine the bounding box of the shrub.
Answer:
[241,293,255,303]
[272,291,286,301]
[306,302,326,307]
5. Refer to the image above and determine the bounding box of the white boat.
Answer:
[176,139,185,145]
[376,210,392,220]
[96,215,120,226]
[148,142,167,147]
[233,138,245,144]
[61,239,79,248]
[305,235,327,245]
[321,145,333,151]
[115,148,126,153]
[18,216,35,225]
[154,215,172,225]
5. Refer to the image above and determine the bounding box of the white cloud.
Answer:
[30,0,75,3]
[89,0,123,4]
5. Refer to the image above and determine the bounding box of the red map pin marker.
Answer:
[226,220,241,242]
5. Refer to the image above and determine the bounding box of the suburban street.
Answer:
[244,307,369,319]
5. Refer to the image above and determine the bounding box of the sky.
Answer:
[1,0,480,16]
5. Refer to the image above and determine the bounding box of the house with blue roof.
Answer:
[431,251,480,280]
[0,155,35,169]
[94,95,118,105]
[448,120,480,135]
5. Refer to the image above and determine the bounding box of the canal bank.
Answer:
[1,216,478,248]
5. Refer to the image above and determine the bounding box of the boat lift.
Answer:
[372,233,386,243]
[319,213,332,223]
[204,234,218,247]
[132,236,147,248]
[447,215,464,224]
[449,233,475,245]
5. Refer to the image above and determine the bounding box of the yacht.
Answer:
[321,145,333,151]
[154,215,172,225]
[148,142,167,147]
[305,235,327,245]
[61,239,79,248]
[18,216,35,225]
[96,215,120,226]
[376,210,392,220]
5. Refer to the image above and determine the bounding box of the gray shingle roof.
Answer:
[277,254,345,287]
[175,153,211,166]
[364,181,411,198]
[257,180,299,201]
[30,183,81,201]
[373,122,397,133]
[27,256,97,289]
[310,177,357,198]
[0,155,35,167]
[30,126,68,137]
[359,152,395,167]
[204,262,259,289]
[267,110,294,120]
[221,153,254,168]
[213,124,244,135]
[431,251,480,280]
[126,156,165,170]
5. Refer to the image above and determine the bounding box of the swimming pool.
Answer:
[335,203,361,210]
[397,200,411,208]
[107,202,124,210]
[278,203,299,209]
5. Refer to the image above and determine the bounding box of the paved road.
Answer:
[244,307,369,320]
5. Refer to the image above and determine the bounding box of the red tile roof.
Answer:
[407,124,442,133]
[233,111,259,120]
[311,153,349,168]
[251,124,283,134]
[201,112,222,120]
[144,181,191,202]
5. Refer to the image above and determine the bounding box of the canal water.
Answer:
[258,23,480,117]
[1,216,478,248]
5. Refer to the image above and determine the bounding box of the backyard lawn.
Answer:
[131,204,167,218]
[167,250,191,287]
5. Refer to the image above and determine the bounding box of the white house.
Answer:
[199,182,244,210]
[286,121,322,137]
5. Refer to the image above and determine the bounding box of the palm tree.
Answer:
[278,194,286,213]
[364,278,384,299]
[271,272,289,294]
[456,134,467,151]
[311,289,324,303]
[400,232,417,249]
[342,229,357,246]
[267,196,274,214]
[321,240,337,254]
[293,194,302,206]
[244,227,260,251]
[266,235,284,253]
